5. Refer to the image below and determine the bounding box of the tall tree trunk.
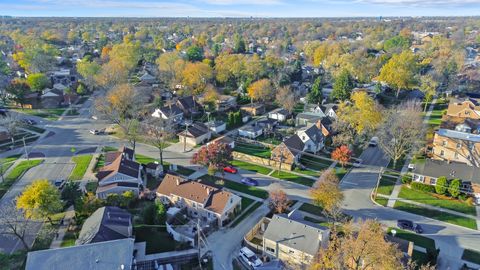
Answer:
[395,87,401,98]
[159,148,163,166]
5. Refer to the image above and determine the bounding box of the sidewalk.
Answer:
[49,205,75,249]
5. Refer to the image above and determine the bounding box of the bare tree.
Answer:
[377,101,425,169]
[0,112,22,147]
[144,117,174,166]
[0,202,33,251]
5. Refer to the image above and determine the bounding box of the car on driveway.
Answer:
[397,219,423,233]
[223,166,238,174]
[239,247,262,269]
[54,179,66,190]
[353,159,363,168]
[368,137,379,147]
[241,177,258,186]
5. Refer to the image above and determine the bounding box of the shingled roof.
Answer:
[97,151,140,182]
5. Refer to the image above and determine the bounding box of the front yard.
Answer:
[299,155,333,171]
[68,155,93,181]
[199,175,268,199]
[234,143,272,159]
[14,108,66,121]
[271,170,315,186]
[376,175,397,196]
[398,186,477,216]
[231,160,272,175]
[0,159,43,199]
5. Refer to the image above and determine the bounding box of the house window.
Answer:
[289,250,295,254]
[192,202,196,207]
[266,247,275,253]
[430,178,437,185]
[443,141,447,146]
[456,143,461,149]
[440,150,445,157]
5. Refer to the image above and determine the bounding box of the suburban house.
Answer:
[296,112,326,127]
[25,239,135,270]
[156,174,242,227]
[271,134,304,166]
[263,214,330,266]
[176,96,203,117]
[96,147,143,199]
[151,104,184,124]
[238,124,263,139]
[411,159,480,203]
[431,128,480,167]
[321,103,338,119]
[446,97,480,119]
[177,122,212,146]
[205,120,226,134]
[296,125,325,154]
[76,206,133,245]
[209,135,235,149]
[268,108,291,122]
[240,103,266,116]
[256,118,278,134]
[216,95,237,111]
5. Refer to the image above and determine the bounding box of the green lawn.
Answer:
[387,227,436,250]
[22,125,46,134]
[256,135,282,145]
[271,170,315,186]
[94,154,105,171]
[394,200,477,230]
[68,155,93,181]
[230,202,263,227]
[200,175,268,199]
[15,108,66,121]
[462,249,480,265]
[375,197,389,206]
[293,167,320,177]
[234,143,271,159]
[241,197,255,209]
[231,160,272,175]
[135,154,158,165]
[134,226,177,254]
[299,203,324,217]
[0,159,43,199]
[377,175,397,196]
[31,212,66,251]
[335,167,348,180]
[398,186,476,216]
[300,155,333,171]
[424,102,447,127]
[60,231,77,247]
[102,146,118,152]
[176,166,196,176]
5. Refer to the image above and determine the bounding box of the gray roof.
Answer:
[179,122,210,138]
[436,129,480,143]
[239,124,263,133]
[282,134,304,154]
[263,214,329,256]
[296,112,325,121]
[25,238,134,270]
[77,206,132,245]
[300,125,323,144]
[413,159,480,184]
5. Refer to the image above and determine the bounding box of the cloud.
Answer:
[354,0,480,6]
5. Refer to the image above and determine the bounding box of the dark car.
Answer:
[241,177,258,186]
[54,179,66,190]
[397,219,423,233]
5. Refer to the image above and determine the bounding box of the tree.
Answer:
[145,117,173,166]
[0,113,22,147]
[310,169,344,225]
[181,62,213,95]
[275,86,296,114]
[95,59,129,88]
[76,58,101,90]
[76,83,87,95]
[16,179,64,225]
[154,201,166,225]
[0,202,33,250]
[75,192,104,219]
[307,76,323,104]
[186,45,203,62]
[378,50,418,98]
[337,91,383,135]
[377,101,424,169]
[435,176,448,195]
[233,33,246,54]
[26,73,48,92]
[268,188,289,214]
[191,142,233,180]
[156,52,183,87]
[312,220,403,270]
[448,179,461,198]
[420,75,438,112]
[61,181,82,206]
[332,69,354,101]
[5,80,30,108]
[247,79,273,104]
[331,145,352,167]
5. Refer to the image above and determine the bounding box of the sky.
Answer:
[1,0,480,17]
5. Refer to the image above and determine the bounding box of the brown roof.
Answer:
[97,153,140,182]
[157,174,234,215]
[105,152,121,164]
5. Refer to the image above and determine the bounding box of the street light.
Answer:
[183,120,192,153]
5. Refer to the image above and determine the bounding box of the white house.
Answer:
[268,108,291,122]
[296,125,324,154]
[152,104,184,124]
[205,120,226,134]
[238,125,263,139]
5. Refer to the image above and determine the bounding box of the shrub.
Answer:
[448,178,461,198]
[435,176,448,195]
[411,182,436,193]
[466,197,475,206]
[458,194,468,201]
[401,175,412,184]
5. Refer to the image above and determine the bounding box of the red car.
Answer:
[223,166,238,174]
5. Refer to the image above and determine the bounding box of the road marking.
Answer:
[342,181,358,186]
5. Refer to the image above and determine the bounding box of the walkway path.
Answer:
[49,205,75,249]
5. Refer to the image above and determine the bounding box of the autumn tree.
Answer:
[377,101,424,168]
[77,57,101,90]
[191,142,233,180]
[16,179,64,225]
[378,50,418,97]
[331,145,352,167]
[312,220,403,270]
[233,33,246,54]
[203,85,219,112]
[156,51,183,87]
[420,75,438,112]
[0,202,33,250]
[186,45,203,62]
[181,62,213,95]
[269,188,289,214]
[145,117,174,166]
[332,69,354,101]
[247,79,273,104]
[337,91,383,135]
[95,59,129,89]
[307,76,323,105]
[5,80,30,108]
[275,86,296,114]
[310,169,344,226]
[26,73,48,91]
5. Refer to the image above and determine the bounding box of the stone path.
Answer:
[49,205,75,249]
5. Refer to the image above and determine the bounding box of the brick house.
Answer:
[431,127,480,167]
[446,97,480,119]
[156,174,242,227]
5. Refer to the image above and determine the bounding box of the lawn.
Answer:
[231,160,272,175]
[256,134,282,145]
[241,197,255,209]
[293,167,320,177]
[300,155,333,171]
[299,203,324,217]
[375,197,389,206]
[60,231,77,247]
[424,102,447,127]
[335,167,348,180]
[199,175,268,199]
[135,154,158,165]
[271,170,315,186]
[398,186,477,216]
[15,108,66,121]
[462,249,480,265]
[377,175,397,196]
[176,166,196,176]
[32,212,66,251]
[293,103,304,113]
[234,143,272,159]
[94,154,105,171]
[230,202,263,227]
[22,125,46,134]
[68,155,93,181]
[134,226,177,254]
[394,200,477,230]
[387,227,436,250]
[0,159,43,199]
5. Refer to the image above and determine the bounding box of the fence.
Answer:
[233,151,293,171]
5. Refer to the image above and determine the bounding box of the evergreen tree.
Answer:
[332,69,354,101]
[307,76,323,104]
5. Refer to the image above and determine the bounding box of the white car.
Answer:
[239,247,262,269]
[353,159,363,167]
[368,137,379,147]
[408,164,415,170]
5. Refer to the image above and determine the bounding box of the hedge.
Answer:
[411,182,436,193]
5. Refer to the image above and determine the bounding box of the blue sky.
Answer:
[1,0,480,17]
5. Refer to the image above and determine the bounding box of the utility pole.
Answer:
[183,122,190,153]
[197,219,202,270]
[22,136,29,162]
[373,167,384,200]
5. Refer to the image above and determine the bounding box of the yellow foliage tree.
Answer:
[247,79,273,104]
[181,62,213,95]
[337,91,383,134]
[378,50,418,97]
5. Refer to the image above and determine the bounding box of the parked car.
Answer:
[353,159,363,168]
[21,118,37,125]
[54,179,66,190]
[239,247,262,269]
[223,166,238,174]
[408,164,415,170]
[397,219,423,233]
[89,129,105,135]
[368,137,379,147]
[241,177,258,186]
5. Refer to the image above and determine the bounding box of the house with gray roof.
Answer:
[25,238,135,270]
[177,122,212,146]
[238,124,263,139]
[263,214,330,266]
[77,206,133,245]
